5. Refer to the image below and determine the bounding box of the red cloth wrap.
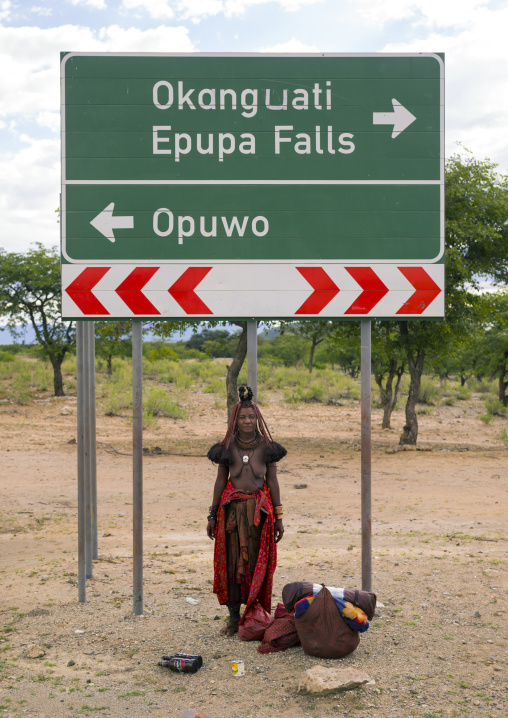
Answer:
[213,479,277,621]
[258,603,300,654]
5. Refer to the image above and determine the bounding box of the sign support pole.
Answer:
[76,322,86,602]
[83,322,93,579]
[88,322,98,559]
[247,321,258,400]
[132,320,143,615]
[360,320,372,592]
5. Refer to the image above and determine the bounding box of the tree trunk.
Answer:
[374,359,404,430]
[380,375,394,429]
[308,339,317,373]
[392,366,404,412]
[107,354,113,376]
[498,357,508,406]
[49,354,65,397]
[226,322,248,421]
[398,323,425,445]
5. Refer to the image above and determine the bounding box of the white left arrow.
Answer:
[373,98,417,138]
[90,202,134,243]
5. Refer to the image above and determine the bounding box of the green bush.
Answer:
[418,376,441,405]
[484,397,507,417]
[144,388,186,419]
[417,405,434,415]
[281,367,360,405]
[495,427,508,446]
[103,386,131,416]
[204,377,225,394]
[12,368,31,405]
[454,385,472,401]
[0,350,14,362]
[145,344,179,362]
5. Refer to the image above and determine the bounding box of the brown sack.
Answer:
[295,586,360,659]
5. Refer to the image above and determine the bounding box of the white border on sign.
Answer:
[60,52,444,265]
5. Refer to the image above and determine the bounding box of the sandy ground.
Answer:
[0,385,507,718]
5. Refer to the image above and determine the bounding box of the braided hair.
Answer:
[207,385,287,466]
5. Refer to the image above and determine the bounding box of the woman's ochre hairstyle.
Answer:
[222,385,273,450]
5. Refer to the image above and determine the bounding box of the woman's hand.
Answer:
[274,518,284,543]
[207,519,216,540]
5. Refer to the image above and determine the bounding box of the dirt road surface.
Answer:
[0,390,507,718]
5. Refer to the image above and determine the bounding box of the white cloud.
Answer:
[30,5,53,16]
[119,0,323,22]
[381,5,508,171]
[120,0,174,19]
[353,0,490,29]
[0,23,194,122]
[0,136,60,253]
[36,111,60,132]
[0,22,195,253]
[0,0,12,21]
[260,38,320,52]
[68,0,107,9]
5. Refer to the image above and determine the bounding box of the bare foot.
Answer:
[220,623,239,637]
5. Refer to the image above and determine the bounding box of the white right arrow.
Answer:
[373,98,417,139]
[90,202,134,243]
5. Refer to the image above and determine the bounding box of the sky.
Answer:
[0,0,507,257]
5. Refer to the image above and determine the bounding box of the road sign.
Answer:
[61,52,444,319]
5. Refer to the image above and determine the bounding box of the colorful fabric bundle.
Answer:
[294,595,314,619]
[295,594,369,632]
[340,600,369,632]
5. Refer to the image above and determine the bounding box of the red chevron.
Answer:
[168,267,213,314]
[295,267,340,315]
[345,267,388,314]
[116,267,161,315]
[396,267,441,314]
[65,267,110,315]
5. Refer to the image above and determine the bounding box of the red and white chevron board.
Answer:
[61,264,444,318]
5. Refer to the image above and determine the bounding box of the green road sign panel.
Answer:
[65,183,440,262]
[61,53,444,266]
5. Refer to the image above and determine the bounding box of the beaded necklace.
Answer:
[234,431,261,464]
[234,431,261,450]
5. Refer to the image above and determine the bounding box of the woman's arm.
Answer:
[206,464,228,540]
[266,463,284,543]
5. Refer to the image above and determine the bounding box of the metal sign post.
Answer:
[88,321,98,560]
[132,321,144,615]
[360,321,372,591]
[83,322,93,580]
[76,322,86,602]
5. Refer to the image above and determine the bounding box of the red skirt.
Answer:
[213,479,277,621]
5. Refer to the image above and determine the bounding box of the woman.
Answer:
[206,386,286,636]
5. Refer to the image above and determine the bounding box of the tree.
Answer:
[151,319,249,420]
[396,153,508,444]
[95,321,132,375]
[371,323,405,429]
[323,323,361,377]
[225,322,248,420]
[257,331,311,367]
[0,244,74,396]
[282,321,332,372]
[476,292,508,405]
